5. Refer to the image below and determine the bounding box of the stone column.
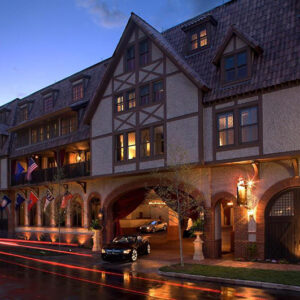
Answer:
[37,198,42,226]
[66,200,71,227]
[83,195,89,228]
[24,200,29,226]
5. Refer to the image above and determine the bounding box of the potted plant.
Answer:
[90,219,102,252]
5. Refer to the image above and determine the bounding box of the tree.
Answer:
[146,146,205,267]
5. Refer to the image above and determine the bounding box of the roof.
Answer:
[162,0,300,103]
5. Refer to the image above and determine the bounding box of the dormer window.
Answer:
[223,50,248,83]
[126,45,135,72]
[190,28,208,51]
[20,106,28,122]
[44,95,53,112]
[73,82,84,101]
[139,39,149,66]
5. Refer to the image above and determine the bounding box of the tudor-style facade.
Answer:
[1,0,300,261]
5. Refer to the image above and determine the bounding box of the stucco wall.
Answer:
[0,158,7,189]
[167,116,198,164]
[91,96,112,137]
[166,72,198,119]
[216,147,259,161]
[263,86,300,154]
[203,107,213,162]
[91,136,113,176]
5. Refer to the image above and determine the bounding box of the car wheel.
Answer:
[146,244,151,255]
[131,249,138,262]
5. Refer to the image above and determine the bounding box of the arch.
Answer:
[87,192,102,226]
[70,193,84,228]
[256,177,300,259]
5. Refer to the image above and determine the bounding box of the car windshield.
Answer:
[150,221,157,225]
[113,236,136,243]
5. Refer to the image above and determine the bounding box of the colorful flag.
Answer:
[61,191,73,209]
[15,193,25,210]
[1,195,11,210]
[26,158,38,181]
[15,162,25,180]
[28,191,39,212]
[44,189,55,212]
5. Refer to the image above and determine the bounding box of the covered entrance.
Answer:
[265,188,300,262]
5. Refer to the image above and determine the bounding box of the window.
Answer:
[126,45,135,72]
[44,95,53,112]
[31,129,37,144]
[139,39,149,66]
[270,191,294,217]
[224,51,248,83]
[140,125,164,159]
[73,83,84,101]
[154,126,164,155]
[126,90,136,110]
[127,132,136,160]
[140,129,150,158]
[61,116,77,135]
[140,85,150,105]
[217,112,234,147]
[116,134,125,162]
[45,124,51,140]
[115,95,124,113]
[0,135,7,148]
[20,106,28,122]
[189,28,208,52]
[71,198,82,227]
[51,120,59,138]
[240,107,258,143]
[153,81,164,102]
[115,131,136,162]
[39,127,44,142]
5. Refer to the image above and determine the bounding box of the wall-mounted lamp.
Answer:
[237,178,247,206]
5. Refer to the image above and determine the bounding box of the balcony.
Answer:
[11,161,90,186]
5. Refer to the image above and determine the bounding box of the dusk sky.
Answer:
[0,0,228,105]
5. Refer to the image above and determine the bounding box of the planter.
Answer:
[92,229,101,252]
[193,231,204,261]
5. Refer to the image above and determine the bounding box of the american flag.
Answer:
[26,158,38,181]
[44,189,55,212]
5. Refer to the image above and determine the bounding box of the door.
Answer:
[265,188,300,262]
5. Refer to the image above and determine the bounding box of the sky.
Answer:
[0,0,229,105]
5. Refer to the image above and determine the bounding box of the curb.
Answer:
[158,270,300,292]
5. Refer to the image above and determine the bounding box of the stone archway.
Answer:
[256,177,300,259]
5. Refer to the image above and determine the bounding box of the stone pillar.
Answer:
[83,195,89,228]
[37,198,42,226]
[234,205,248,258]
[50,201,55,226]
[24,200,29,226]
[66,200,71,227]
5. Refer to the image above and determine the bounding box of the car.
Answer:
[138,220,167,233]
[101,235,151,262]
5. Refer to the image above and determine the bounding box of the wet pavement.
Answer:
[0,243,299,299]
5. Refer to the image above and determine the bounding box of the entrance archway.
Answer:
[265,187,300,262]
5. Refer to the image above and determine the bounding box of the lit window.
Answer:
[154,126,164,155]
[240,107,258,143]
[51,120,59,138]
[44,96,53,112]
[199,29,207,47]
[190,28,207,51]
[141,129,150,157]
[139,40,149,66]
[191,33,198,50]
[116,134,124,162]
[73,83,84,101]
[126,90,136,110]
[115,95,124,113]
[153,81,164,102]
[217,112,234,146]
[126,45,135,72]
[140,85,150,105]
[127,132,136,160]
[224,51,248,83]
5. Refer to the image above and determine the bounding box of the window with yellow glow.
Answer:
[190,28,208,51]
[115,95,124,112]
[217,112,234,146]
[127,132,136,160]
[126,91,136,110]
[116,134,124,162]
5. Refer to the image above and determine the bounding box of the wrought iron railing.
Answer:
[11,161,90,186]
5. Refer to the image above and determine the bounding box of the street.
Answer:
[0,243,299,299]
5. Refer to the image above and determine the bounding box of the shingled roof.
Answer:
[162,0,300,103]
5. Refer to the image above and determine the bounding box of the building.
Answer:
[0,0,299,261]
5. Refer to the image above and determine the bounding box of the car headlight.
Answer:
[123,249,131,254]
[101,249,106,254]
[146,226,150,230]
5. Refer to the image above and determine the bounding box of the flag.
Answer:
[15,193,25,210]
[61,191,73,209]
[1,195,11,210]
[26,158,38,181]
[44,189,54,212]
[15,162,25,180]
[28,191,39,212]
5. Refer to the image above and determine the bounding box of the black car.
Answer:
[101,235,151,262]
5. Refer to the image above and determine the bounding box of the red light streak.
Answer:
[0,238,78,247]
[0,241,92,257]
[0,258,174,300]
[0,250,225,295]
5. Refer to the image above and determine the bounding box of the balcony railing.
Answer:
[11,161,90,186]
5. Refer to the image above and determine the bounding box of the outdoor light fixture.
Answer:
[237,178,247,206]
[98,211,103,220]
[227,201,233,206]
